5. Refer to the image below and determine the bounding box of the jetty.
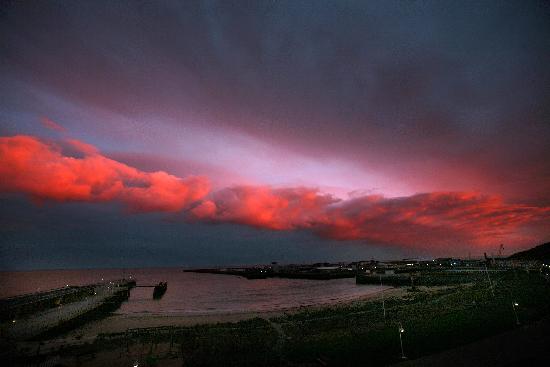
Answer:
[0,279,135,340]
[185,262,356,280]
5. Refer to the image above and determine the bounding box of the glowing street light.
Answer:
[398,322,407,359]
[512,302,520,325]
[380,274,386,321]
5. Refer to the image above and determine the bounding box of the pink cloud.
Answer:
[0,135,209,212]
[190,186,549,249]
[40,116,66,132]
[317,192,550,248]
[1,134,548,250]
[190,186,338,230]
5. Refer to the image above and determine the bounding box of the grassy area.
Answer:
[277,270,550,365]
[356,270,489,286]
[93,318,280,367]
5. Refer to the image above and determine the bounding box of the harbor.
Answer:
[0,243,548,366]
[1,267,549,367]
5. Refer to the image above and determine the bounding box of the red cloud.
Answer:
[191,186,338,230]
[40,116,66,132]
[1,135,548,249]
[0,135,209,212]
[64,138,99,156]
[192,187,549,248]
[317,192,550,247]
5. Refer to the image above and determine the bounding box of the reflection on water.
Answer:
[0,268,383,315]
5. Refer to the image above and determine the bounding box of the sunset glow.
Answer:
[2,3,550,365]
[1,0,549,267]
[1,135,548,253]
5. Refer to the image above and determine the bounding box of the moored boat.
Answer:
[153,282,167,299]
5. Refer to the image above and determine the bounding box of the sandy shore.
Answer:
[66,286,406,339]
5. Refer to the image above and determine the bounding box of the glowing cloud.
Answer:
[191,186,338,230]
[192,188,549,247]
[40,117,66,132]
[1,135,548,248]
[0,135,210,212]
[317,192,550,247]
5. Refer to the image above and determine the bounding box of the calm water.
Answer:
[0,268,383,315]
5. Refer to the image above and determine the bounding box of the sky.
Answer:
[1,0,549,270]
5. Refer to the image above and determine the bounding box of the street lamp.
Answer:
[512,302,520,325]
[398,322,407,359]
[484,264,495,298]
[380,274,386,321]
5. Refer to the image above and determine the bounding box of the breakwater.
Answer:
[186,265,356,280]
[0,279,135,340]
[0,285,95,322]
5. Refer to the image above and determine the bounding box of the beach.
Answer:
[5,284,402,365]
[66,285,402,339]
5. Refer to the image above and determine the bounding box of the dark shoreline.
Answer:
[3,270,550,366]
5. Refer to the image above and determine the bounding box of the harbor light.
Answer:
[512,302,520,325]
[133,361,139,367]
[12,319,16,323]
[398,322,407,359]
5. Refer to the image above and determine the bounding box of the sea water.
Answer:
[0,268,384,315]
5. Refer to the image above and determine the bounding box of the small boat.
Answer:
[153,282,167,299]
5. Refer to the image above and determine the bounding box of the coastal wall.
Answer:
[0,279,135,340]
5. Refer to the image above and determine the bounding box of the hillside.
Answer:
[508,242,550,260]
